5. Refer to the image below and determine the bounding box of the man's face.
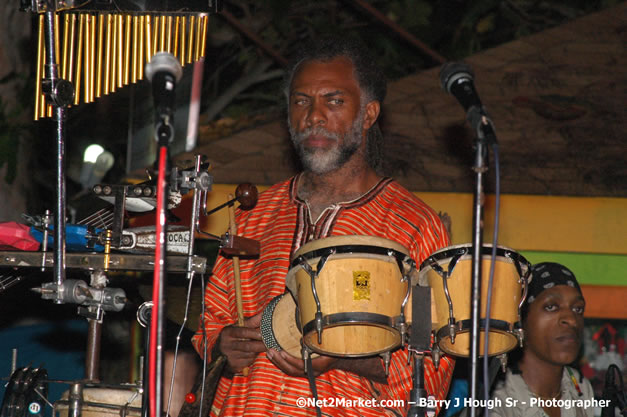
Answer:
[288,57,367,174]
[523,285,585,367]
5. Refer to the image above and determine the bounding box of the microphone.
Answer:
[145,52,183,144]
[439,62,492,135]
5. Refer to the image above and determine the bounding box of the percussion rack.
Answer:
[2,1,222,415]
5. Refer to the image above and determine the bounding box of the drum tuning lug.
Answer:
[516,328,524,348]
[448,323,456,344]
[315,312,323,345]
[381,351,391,376]
[302,348,310,374]
[398,320,407,346]
[431,346,441,371]
[498,354,508,373]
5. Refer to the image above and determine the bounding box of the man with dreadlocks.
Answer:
[192,35,454,416]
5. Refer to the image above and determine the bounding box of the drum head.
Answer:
[418,243,530,280]
[286,235,411,296]
[261,293,315,358]
[293,235,409,259]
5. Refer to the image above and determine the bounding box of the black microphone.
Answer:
[145,52,183,145]
[439,62,491,135]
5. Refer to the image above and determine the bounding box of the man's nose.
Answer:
[306,101,326,128]
[559,308,579,327]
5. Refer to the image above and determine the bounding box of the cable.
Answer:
[483,142,501,415]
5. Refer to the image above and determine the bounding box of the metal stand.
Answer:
[407,285,436,417]
[407,354,429,417]
[41,5,75,303]
[468,117,497,417]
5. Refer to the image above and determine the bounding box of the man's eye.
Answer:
[329,98,343,105]
[544,304,557,312]
[573,306,585,315]
[294,98,308,106]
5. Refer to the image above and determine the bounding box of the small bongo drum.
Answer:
[419,243,531,357]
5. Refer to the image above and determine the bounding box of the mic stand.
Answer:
[149,122,173,417]
[407,352,428,417]
[468,115,497,417]
[41,1,75,303]
[407,285,435,417]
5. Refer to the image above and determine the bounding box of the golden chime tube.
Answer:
[166,15,173,53]
[187,15,195,64]
[173,16,180,61]
[137,15,145,80]
[194,14,203,62]
[54,13,61,67]
[159,15,166,52]
[179,15,186,65]
[131,15,139,84]
[35,14,45,120]
[110,13,118,93]
[67,13,76,84]
[83,14,91,104]
[124,14,132,86]
[90,14,96,102]
[74,13,85,106]
[96,13,105,98]
[151,15,158,57]
[116,14,123,88]
[200,15,208,59]
[145,15,152,66]
[104,13,112,95]
[61,13,71,80]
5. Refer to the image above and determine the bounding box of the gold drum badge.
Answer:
[353,270,371,300]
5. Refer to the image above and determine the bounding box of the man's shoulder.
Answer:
[255,177,295,204]
[380,179,441,215]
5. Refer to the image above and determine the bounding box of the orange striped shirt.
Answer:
[192,176,454,416]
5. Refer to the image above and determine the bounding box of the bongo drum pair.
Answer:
[261,235,531,360]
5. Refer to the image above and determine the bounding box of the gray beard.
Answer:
[289,111,364,175]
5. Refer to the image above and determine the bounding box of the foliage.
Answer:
[0,98,23,184]
[200,0,621,121]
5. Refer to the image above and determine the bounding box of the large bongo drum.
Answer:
[419,244,531,357]
[285,235,415,357]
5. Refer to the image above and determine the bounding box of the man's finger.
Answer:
[244,311,263,328]
[224,325,262,341]
[225,340,266,354]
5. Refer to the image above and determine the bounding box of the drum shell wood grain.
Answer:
[286,235,411,357]
[420,244,528,357]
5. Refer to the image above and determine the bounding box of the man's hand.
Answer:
[267,349,336,378]
[218,312,265,375]
[267,349,388,384]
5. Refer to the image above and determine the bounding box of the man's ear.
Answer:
[363,100,381,131]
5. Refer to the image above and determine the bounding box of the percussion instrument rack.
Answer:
[2,1,227,414]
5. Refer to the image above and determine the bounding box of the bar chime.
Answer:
[34,12,209,120]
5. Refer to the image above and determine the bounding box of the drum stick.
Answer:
[228,195,245,326]
[227,195,249,376]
